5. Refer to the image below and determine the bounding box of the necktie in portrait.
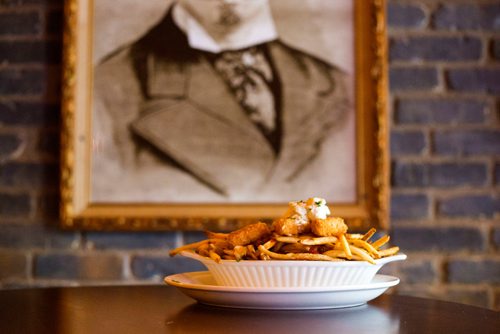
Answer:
[211,46,281,154]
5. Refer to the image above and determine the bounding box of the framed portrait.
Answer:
[60,0,389,231]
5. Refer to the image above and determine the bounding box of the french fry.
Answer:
[349,239,381,259]
[339,234,352,260]
[233,245,247,261]
[323,249,363,261]
[209,249,221,263]
[274,235,301,243]
[379,246,399,257]
[361,228,376,241]
[346,233,363,240]
[259,252,271,260]
[169,239,210,256]
[246,245,258,260]
[271,241,284,252]
[349,245,375,264]
[300,236,338,245]
[281,243,310,253]
[323,249,345,257]
[259,245,340,261]
[205,231,228,239]
[223,249,234,256]
[371,235,390,250]
[198,248,210,257]
[262,239,277,250]
[210,239,231,249]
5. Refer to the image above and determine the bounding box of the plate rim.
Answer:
[164,271,400,293]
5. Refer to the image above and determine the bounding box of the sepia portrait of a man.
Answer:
[91,0,356,204]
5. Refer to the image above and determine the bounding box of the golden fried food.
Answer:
[227,222,271,247]
[273,216,309,236]
[169,197,400,264]
[311,217,348,237]
[273,198,332,236]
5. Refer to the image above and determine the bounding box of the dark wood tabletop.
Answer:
[0,285,498,334]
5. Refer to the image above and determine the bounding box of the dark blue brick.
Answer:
[85,232,177,250]
[389,68,439,91]
[0,41,61,64]
[447,69,500,94]
[390,130,426,155]
[429,163,487,187]
[0,193,31,216]
[392,162,426,187]
[0,134,22,160]
[0,69,46,95]
[397,260,438,284]
[0,12,40,35]
[395,99,488,125]
[390,36,482,61]
[131,255,205,280]
[433,3,500,31]
[448,260,500,284]
[34,253,124,280]
[390,193,429,220]
[392,162,487,188]
[433,130,500,156]
[392,227,486,251]
[0,163,59,188]
[0,102,60,126]
[438,195,498,218]
[387,3,426,28]
[0,224,79,249]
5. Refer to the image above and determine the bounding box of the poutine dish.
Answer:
[169,198,406,287]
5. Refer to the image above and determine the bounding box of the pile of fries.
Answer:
[169,198,399,264]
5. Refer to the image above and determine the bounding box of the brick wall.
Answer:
[0,0,499,310]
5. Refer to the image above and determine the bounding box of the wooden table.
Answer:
[0,285,497,333]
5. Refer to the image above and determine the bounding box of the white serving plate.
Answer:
[179,251,406,288]
[165,271,400,310]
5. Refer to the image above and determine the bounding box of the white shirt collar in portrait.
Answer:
[172,0,278,53]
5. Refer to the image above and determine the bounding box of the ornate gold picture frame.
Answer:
[60,0,388,231]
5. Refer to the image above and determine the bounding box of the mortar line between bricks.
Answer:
[393,188,498,196]
[391,156,494,164]
[390,63,500,70]
[389,0,500,6]
[0,96,54,102]
[26,250,34,281]
[0,155,62,164]
[390,219,498,226]
[0,64,56,71]
[391,91,498,99]
[388,31,490,38]
[0,7,45,15]
[0,35,62,42]
[392,123,497,130]
[122,253,132,280]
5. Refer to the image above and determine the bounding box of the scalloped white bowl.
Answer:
[179,251,406,288]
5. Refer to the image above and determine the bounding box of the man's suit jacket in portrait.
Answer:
[92,9,352,203]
